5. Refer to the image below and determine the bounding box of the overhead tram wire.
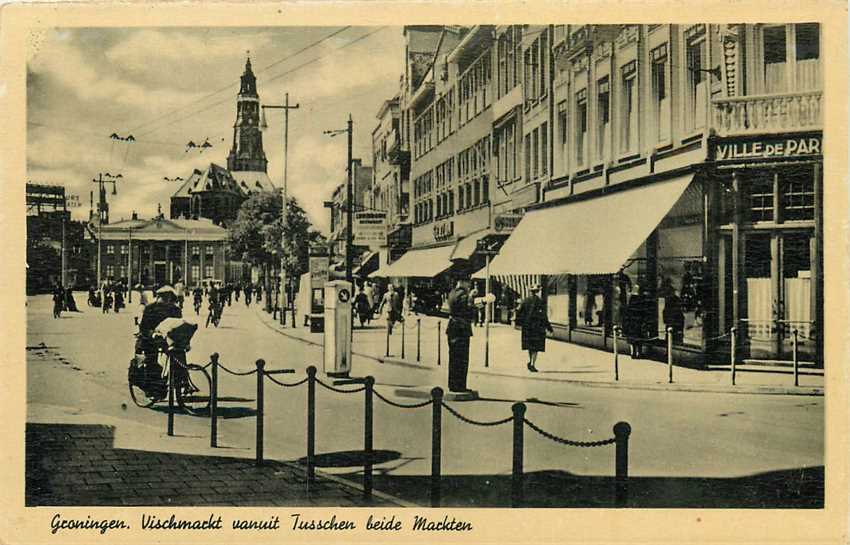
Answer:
[137,27,389,138]
[127,26,353,134]
[26,121,187,148]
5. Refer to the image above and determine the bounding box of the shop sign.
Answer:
[494,213,523,233]
[714,135,822,161]
[433,220,454,241]
[309,256,329,288]
[353,212,387,247]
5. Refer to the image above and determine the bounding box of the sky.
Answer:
[27,26,405,234]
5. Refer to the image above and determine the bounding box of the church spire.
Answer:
[228,52,267,173]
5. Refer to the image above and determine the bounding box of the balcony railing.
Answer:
[712,90,822,137]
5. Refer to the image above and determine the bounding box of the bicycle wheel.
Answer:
[176,363,211,416]
[128,359,158,408]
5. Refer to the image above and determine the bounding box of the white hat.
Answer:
[155,285,178,297]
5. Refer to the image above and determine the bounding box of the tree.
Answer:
[228,191,319,279]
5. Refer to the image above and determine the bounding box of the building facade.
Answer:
[96,214,230,288]
[371,24,822,366]
[485,23,822,366]
[326,159,373,261]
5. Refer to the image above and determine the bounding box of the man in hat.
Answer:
[446,266,477,392]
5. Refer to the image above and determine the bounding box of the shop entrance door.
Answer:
[742,231,814,361]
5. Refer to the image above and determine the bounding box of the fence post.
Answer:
[385,325,390,358]
[167,356,175,437]
[730,327,737,386]
[430,387,443,507]
[511,402,526,508]
[793,329,799,387]
[363,376,374,501]
[401,319,406,359]
[666,327,674,384]
[306,366,316,482]
[613,421,631,507]
[437,321,442,366]
[210,353,219,448]
[255,359,265,466]
[417,318,421,363]
[613,326,620,381]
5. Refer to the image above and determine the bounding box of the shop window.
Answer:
[782,178,815,221]
[119,244,128,255]
[575,89,588,167]
[191,265,199,282]
[106,244,115,255]
[651,44,671,142]
[747,175,774,222]
[685,33,707,133]
[576,275,607,330]
[106,265,114,278]
[204,265,213,279]
[596,77,610,161]
[620,62,639,154]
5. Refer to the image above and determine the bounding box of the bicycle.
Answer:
[128,330,211,416]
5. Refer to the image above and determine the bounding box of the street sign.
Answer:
[338,288,350,303]
[353,212,386,247]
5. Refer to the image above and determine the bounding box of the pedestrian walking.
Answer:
[244,283,253,307]
[113,285,124,313]
[623,284,649,358]
[52,283,64,319]
[446,272,476,392]
[363,282,375,323]
[174,279,185,310]
[515,284,553,373]
[234,283,241,302]
[192,285,203,315]
[102,287,113,314]
[354,286,371,329]
[663,287,685,345]
[378,284,403,334]
[64,287,79,312]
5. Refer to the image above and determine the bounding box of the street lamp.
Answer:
[91,172,122,287]
[323,114,354,286]
[261,93,300,325]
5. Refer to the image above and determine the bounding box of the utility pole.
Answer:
[345,114,353,286]
[324,114,354,285]
[261,93,300,325]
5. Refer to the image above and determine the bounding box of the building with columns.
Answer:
[96,213,230,287]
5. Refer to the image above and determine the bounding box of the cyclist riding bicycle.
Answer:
[133,285,182,398]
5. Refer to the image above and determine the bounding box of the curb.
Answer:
[252,308,823,397]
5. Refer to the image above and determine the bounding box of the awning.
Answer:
[489,174,694,275]
[372,244,455,278]
[353,251,381,277]
[450,228,491,261]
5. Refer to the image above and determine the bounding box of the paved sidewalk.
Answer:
[26,421,402,507]
[255,308,824,395]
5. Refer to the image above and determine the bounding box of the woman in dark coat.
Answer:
[516,284,554,372]
[623,285,648,358]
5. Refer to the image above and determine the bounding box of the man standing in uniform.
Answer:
[446,271,477,392]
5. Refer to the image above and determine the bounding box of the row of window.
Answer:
[413,48,493,160]
[105,243,217,256]
[103,264,215,280]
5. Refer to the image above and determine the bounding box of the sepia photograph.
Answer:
[4,4,848,543]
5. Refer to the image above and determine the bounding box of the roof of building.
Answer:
[98,216,228,241]
[231,170,276,195]
[171,170,203,199]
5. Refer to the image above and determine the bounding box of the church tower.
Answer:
[227,55,268,173]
